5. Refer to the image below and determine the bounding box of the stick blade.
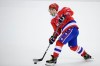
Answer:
[33,59,39,62]
[33,58,42,62]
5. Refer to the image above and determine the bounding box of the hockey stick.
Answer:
[33,44,50,64]
[33,22,62,64]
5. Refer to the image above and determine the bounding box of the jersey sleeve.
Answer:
[51,19,61,37]
[63,7,74,16]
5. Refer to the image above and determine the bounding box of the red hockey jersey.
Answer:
[51,7,78,36]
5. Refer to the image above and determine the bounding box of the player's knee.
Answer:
[70,46,78,51]
[56,40,64,47]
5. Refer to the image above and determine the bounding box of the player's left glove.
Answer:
[58,14,66,23]
[49,35,57,45]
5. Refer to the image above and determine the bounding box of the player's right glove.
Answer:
[49,35,57,45]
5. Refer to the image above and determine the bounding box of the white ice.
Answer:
[0,0,100,66]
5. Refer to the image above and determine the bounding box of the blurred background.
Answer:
[0,0,100,66]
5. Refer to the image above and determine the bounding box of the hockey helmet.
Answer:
[49,3,59,11]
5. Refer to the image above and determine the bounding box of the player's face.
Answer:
[49,9,57,16]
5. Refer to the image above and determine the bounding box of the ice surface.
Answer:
[0,0,100,66]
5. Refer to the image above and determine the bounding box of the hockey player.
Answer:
[46,3,92,65]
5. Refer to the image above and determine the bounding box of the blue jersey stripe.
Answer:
[62,20,76,30]
[54,48,61,52]
[78,47,83,54]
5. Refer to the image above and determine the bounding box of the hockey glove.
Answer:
[59,14,66,23]
[49,36,57,45]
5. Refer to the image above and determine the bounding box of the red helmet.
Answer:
[49,3,59,11]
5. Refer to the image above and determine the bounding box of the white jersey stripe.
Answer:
[54,51,60,54]
[55,46,62,50]
[62,22,77,32]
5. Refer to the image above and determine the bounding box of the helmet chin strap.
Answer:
[51,12,57,17]
[51,13,55,16]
